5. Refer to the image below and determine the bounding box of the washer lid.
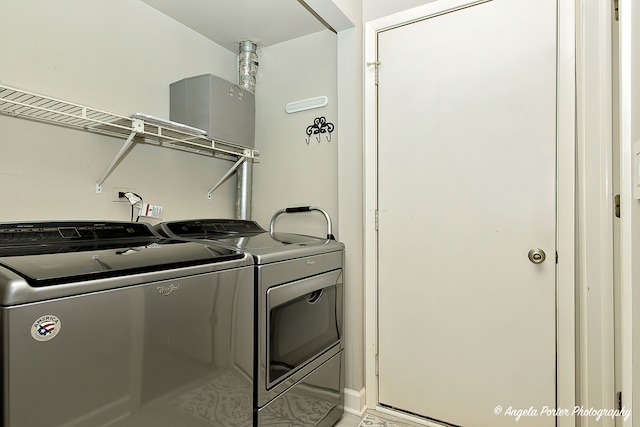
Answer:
[0,221,246,287]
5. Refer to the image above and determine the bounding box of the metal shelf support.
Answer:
[0,84,259,196]
[95,119,144,193]
[207,157,246,199]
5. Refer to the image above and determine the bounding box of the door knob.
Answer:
[528,248,546,264]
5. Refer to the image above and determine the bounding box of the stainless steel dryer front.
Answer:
[156,207,345,427]
[0,221,254,427]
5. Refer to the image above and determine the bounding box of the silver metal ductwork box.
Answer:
[170,74,255,148]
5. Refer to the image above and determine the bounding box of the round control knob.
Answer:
[528,248,546,264]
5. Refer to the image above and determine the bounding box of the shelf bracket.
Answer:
[207,157,246,199]
[95,119,144,193]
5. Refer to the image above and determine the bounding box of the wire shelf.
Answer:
[0,84,259,160]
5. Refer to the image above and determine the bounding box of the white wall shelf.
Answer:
[0,84,259,193]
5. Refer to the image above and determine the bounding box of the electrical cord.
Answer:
[120,191,143,222]
[132,203,141,222]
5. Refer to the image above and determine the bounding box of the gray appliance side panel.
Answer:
[258,251,344,289]
[251,241,345,265]
[257,350,344,427]
[170,74,255,148]
[3,266,253,427]
[1,310,7,427]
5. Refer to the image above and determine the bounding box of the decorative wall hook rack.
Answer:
[305,116,334,144]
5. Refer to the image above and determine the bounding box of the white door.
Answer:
[377,1,557,426]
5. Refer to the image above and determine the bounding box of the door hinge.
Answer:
[614,0,619,21]
[375,210,379,231]
[367,61,381,85]
[615,194,621,218]
[375,354,379,376]
[617,391,622,411]
[556,251,558,264]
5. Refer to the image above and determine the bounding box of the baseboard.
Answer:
[344,387,366,417]
[375,406,434,426]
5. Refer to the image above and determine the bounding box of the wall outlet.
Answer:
[139,203,163,219]
[112,187,136,202]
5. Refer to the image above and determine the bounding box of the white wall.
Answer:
[336,25,366,409]
[363,0,436,21]
[0,0,237,115]
[321,0,368,404]
[330,0,449,410]
[0,0,240,222]
[333,0,362,23]
[252,31,338,236]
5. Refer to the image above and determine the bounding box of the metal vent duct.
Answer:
[239,40,259,92]
[236,159,253,220]
[236,40,258,219]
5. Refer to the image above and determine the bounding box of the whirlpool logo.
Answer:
[157,284,180,296]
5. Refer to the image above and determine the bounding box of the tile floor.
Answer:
[335,410,425,427]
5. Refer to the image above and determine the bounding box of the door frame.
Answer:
[363,1,576,425]
[576,1,617,426]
